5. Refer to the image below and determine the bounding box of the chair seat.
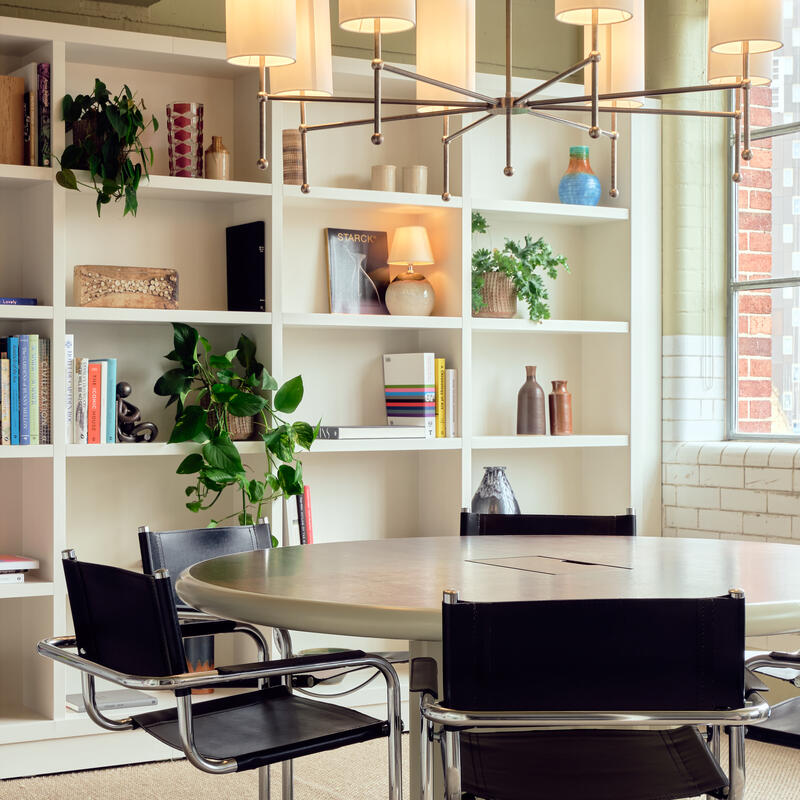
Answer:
[460,726,728,800]
[132,685,389,771]
[746,696,800,749]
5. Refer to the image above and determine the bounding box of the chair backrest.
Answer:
[63,551,186,677]
[138,520,272,611]
[442,592,744,713]
[460,510,636,537]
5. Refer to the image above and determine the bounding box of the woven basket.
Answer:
[202,398,255,441]
[475,272,517,318]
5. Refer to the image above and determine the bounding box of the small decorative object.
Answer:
[549,380,573,435]
[402,164,428,194]
[471,466,520,515]
[116,382,158,443]
[204,135,230,180]
[386,225,436,316]
[471,212,569,322]
[74,265,178,309]
[558,145,601,206]
[371,164,397,192]
[516,366,546,435]
[184,637,214,695]
[325,228,390,314]
[166,102,203,178]
[283,129,303,184]
[155,323,316,528]
[56,79,158,216]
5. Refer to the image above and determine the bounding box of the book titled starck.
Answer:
[382,353,436,438]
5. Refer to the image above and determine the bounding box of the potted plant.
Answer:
[471,211,569,321]
[56,79,158,217]
[154,323,317,534]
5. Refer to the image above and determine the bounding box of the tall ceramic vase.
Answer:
[471,466,520,514]
[549,380,573,435]
[166,102,204,178]
[558,145,601,206]
[517,366,546,435]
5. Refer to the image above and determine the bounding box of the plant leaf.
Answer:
[172,322,199,367]
[203,433,244,476]
[292,421,315,449]
[277,462,304,496]
[273,376,304,413]
[176,453,204,474]
[168,406,208,443]
[210,383,237,403]
[186,500,203,513]
[263,425,294,462]
[227,391,267,417]
[56,169,78,190]
[260,370,279,391]
[154,368,190,398]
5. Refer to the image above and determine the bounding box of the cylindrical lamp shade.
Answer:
[388,226,434,265]
[555,0,634,26]
[339,0,416,34]
[270,0,333,96]
[708,0,783,55]
[226,0,296,67]
[417,0,476,111]
[708,50,773,86]
[583,0,643,107]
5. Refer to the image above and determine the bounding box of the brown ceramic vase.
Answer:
[549,380,573,435]
[516,366,546,435]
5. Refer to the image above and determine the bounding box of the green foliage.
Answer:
[471,211,569,322]
[155,323,317,530]
[56,79,157,217]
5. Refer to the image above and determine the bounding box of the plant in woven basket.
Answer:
[471,211,569,321]
[56,79,158,217]
[154,323,317,531]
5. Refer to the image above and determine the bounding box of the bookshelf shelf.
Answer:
[0,580,55,600]
[306,438,462,454]
[0,306,54,321]
[0,164,52,189]
[472,435,630,450]
[470,318,629,334]
[283,184,463,211]
[472,197,629,224]
[65,308,272,327]
[66,442,264,458]
[0,445,54,458]
[283,313,462,331]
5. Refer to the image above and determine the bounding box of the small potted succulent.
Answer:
[471,211,569,321]
[56,79,157,217]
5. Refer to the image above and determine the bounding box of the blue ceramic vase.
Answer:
[558,145,601,206]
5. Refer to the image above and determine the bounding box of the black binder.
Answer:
[225,220,266,312]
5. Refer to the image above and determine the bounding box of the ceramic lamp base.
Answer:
[386,270,435,316]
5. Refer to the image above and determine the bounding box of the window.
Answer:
[729,5,800,438]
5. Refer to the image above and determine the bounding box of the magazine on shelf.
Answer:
[317,425,427,440]
[382,352,436,438]
[0,554,39,572]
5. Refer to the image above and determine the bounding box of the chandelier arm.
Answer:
[444,112,495,145]
[610,110,618,199]
[267,94,491,108]
[514,55,596,106]
[442,116,451,201]
[503,0,513,176]
[372,23,383,145]
[733,88,742,183]
[302,107,482,134]
[741,45,751,160]
[258,57,268,170]
[536,104,740,119]
[589,10,600,139]
[381,63,497,105]
[299,101,309,194]
[525,109,616,138]
[525,81,744,108]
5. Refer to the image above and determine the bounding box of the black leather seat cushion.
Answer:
[132,686,389,771]
[746,696,800,749]
[460,726,728,800]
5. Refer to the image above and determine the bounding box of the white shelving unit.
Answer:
[0,16,662,779]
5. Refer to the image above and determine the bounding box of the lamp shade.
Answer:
[708,50,773,86]
[226,0,296,67]
[339,0,416,34]
[417,0,476,112]
[388,226,435,265]
[583,0,644,107]
[708,0,783,55]
[270,0,333,96]
[555,0,634,26]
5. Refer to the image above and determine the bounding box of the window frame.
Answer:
[727,120,800,441]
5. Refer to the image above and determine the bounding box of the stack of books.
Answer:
[282,487,314,546]
[0,554,39,584]
[0,334,51,445]
[0,62,50,167]
[67,337,117,445]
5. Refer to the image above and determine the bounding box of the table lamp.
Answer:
[386,226,435,316]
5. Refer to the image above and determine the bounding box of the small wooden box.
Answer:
[74,266,179,309]
[0,75,24,166]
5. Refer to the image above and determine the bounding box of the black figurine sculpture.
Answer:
[116,381,158,443]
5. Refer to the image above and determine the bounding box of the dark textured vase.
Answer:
[549,380,573,436]
[516,365,546,435]
[558,145,601,206]
[471,466,520,514]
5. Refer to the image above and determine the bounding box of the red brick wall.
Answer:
[737,86,773,434]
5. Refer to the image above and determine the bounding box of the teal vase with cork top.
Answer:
[558,145,601,206]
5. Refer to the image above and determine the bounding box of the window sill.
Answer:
[665,440,800,468]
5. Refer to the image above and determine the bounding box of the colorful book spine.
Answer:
[37,63,50,167]
[296,493,308,545]
[64,334,74,444]
[87,361,102,444]
[22,92,31,166]
[19,335,29,445]
[39,338,50,445]
[28,89,37,167]
[0,357,9,445]
[435,357,446,438]
[445,369,457,438]
[28,334,39,446]
[9,338,19,445]
[382,352,436,438]
[303,485,314,544]
[102,358,117,443]
[75,358,89,445]
[0,297,37,305]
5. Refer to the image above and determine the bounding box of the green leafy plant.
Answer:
[155,323,317,531]
[471,211,569,321]
[56,79,158,217]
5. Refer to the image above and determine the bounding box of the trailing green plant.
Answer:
[155,323,317,532]
[56,79,157,217]
[471,211,569,321]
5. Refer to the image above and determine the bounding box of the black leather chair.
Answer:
[460,509,636,536]
[38,551,403,800]
[411,590,769,800]
[745,649,800,749]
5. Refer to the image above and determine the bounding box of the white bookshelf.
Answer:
[0,16,662,778]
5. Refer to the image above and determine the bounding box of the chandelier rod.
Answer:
[538,104,740,118]
[264,94,493,108]
[382,63,496,104]
[445,112,495,145]
[526,109,616,138]
[504,0,513,175]
[515,54,596,106]
[302,105,485,133]
[525,81,744,107]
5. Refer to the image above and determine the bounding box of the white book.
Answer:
[64,334,74,444]
[445,369,457,438]
[282,496,302,547]
[382,352,436,438]
[0,554,39,570]
[74,358,89,445]
[91,360,108,444]
[0,573,24,584]
[29,334,39,446]
[317,425,426,440]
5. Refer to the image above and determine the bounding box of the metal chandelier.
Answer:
[225,0,784,200]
